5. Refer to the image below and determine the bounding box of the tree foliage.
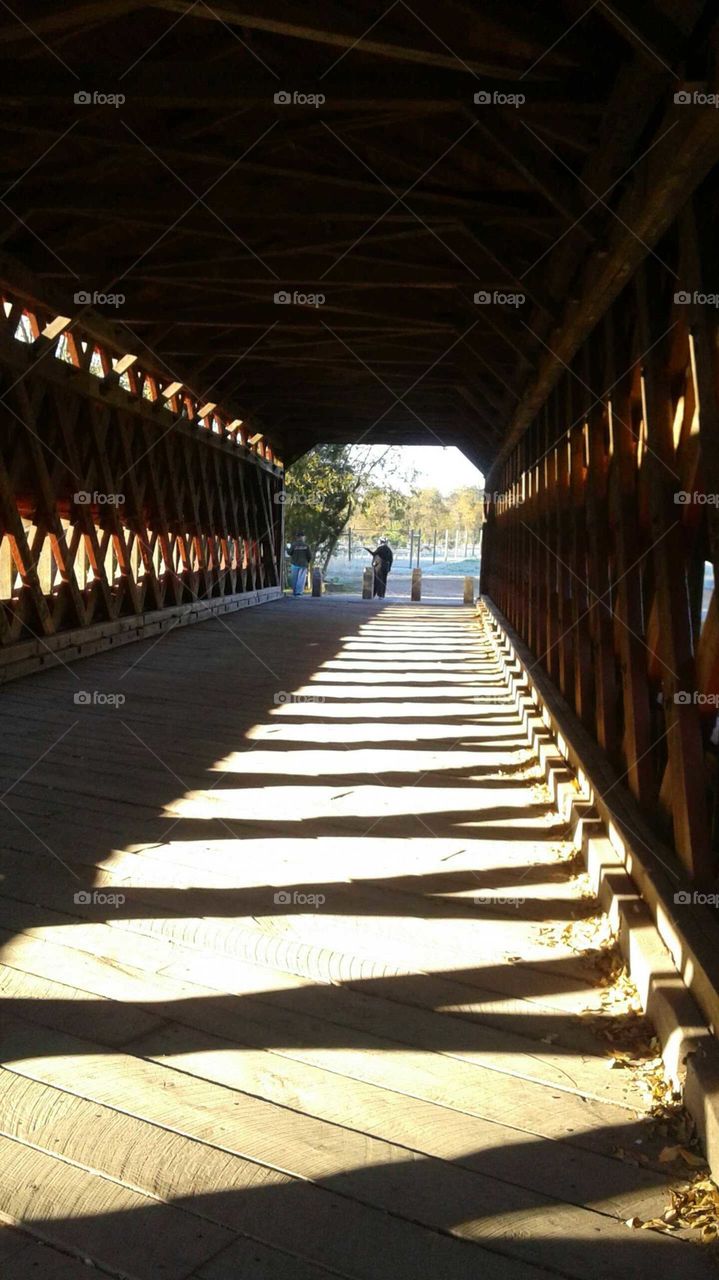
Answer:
[283,446,484,570]
[377,484,484,539]
[357,484,412,538]
[284,445,411,569]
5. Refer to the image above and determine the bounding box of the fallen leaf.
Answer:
[679,1148,708,1169]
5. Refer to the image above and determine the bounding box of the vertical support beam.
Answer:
[532,407,548,663]
[0,535,14,600]
[606,308,654,805]
[568,376,593,725]
[583,334,618,759]
[636,261,711,882]
[479,495,494,595]
[556,408,573,700]
[680,198,719,587]
[545,405,560,683]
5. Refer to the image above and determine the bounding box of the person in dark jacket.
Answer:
[364,537,393,598]
[287,532,311,596]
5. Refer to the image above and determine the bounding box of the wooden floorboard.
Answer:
[0,599,715,1278]
[0,1060,683,1280]
[0,1222,107,1279]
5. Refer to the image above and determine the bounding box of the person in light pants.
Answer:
[288,532,312,596]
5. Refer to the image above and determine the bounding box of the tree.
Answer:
[358,485,411,538]
[452,486,485,534]
[405,487,449,535]
[284,445,413,570]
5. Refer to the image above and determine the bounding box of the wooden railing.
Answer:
[481,194,719,884]
[0,278,284,672]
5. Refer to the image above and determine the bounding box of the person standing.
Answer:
[363,537,393,598]
[288,532,312,596]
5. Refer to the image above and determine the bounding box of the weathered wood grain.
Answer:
[0,598,712,1278]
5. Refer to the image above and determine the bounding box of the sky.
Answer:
[362,445,484,494]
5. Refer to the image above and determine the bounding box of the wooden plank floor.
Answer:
[0,597,714,1279]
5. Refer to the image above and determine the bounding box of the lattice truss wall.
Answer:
[0,284,285,659]
[481,200,719,884]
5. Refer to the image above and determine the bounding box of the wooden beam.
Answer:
[0,1,141,43]
[487,81,719,485]
[465,107,597,240]
[635,260,712,883]
[598,0,691,68]
[148,2,537,77]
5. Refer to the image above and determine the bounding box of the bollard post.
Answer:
[362,567,373,599]
[463,575,475,605]
[311,568,323,597]
[411,567,421,601]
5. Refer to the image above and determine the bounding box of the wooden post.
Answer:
[362,567,373,599]
[463,576,474,605]
[556,420,573,700]
[311,568,322,597]
[279,487,286,588]
[636,261,711,883]
[605,309,653,805]
[0,538,14,600]
[411,568,421,600]
[583,331,618,760]
[568,386,593,725]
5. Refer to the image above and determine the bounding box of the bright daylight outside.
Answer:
[283,444,485,598]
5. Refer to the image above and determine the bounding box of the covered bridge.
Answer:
[1,3,719,1278]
